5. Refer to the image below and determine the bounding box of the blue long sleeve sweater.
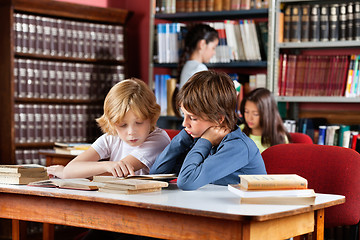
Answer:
[150,127,267,190]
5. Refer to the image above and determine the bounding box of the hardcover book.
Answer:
[239,174,308,190]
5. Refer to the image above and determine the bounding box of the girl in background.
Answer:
[178,23,219,88]
[240,88,290,153]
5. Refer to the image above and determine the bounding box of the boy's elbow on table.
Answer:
[177,177,201,191]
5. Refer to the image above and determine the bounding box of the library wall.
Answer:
[57,0,152,83]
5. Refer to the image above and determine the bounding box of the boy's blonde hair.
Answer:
[177,71,238,130]
[96,78,160,135]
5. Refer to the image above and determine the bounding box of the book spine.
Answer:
[339,4,347,41]
[329,4,339,41]
[319,4,329,42]
[283,5,291,42]
[347,3,354,40]
[300,4,310,42]
[290,5,301,42]
[310,4,320,42]
[355,2,360,40]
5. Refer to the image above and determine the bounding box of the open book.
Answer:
[28,178,99,191]
[92,176,169,194]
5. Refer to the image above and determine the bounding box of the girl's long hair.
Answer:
[240,88,291,146]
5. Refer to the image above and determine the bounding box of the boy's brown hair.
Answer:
[176,71,238,130]
[96,78,160,135]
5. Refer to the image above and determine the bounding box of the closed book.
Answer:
[239,174,308,190]
[300,4,310,42]
[228,184,316,205]
[213,0,222,11]
[283,5,291,42]
[230,0,240,10]
[290,5,301,42]
[0,164,45,174]
[319,4,329,41]
[339,4,347,41]
[93,174,176,182]
[0,175,49,185]
[28,178,99,190]
[310,4,320,42]
[355,2,360,40]
[329,4,339,41]
[347,3,354,40]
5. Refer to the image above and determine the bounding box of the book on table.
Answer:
[0,164,49,185]
[28,178,99,191]
[228,184,316,205]
[239,174,308,190]
[92,175,169,194]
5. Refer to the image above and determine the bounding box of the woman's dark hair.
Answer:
[177,24,218,79]
[240,88,291,146]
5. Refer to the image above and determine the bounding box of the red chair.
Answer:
[164,129,181,140]
[289,132,313,144]
[262,144,360,233]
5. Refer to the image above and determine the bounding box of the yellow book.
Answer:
[239,174,308,190]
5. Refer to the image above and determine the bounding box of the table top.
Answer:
[0,183,345,222]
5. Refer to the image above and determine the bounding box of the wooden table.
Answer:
[0,184,344,240]
[38,150,76,167]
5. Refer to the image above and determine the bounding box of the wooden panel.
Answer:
[244,211,314,240]
[0,193,244,240]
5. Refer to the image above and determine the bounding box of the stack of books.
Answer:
[92,176,169,194]
[0,164,49,184]
[54,142,92,155]
[228,174,316,205]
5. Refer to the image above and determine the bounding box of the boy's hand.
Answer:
[104,161,135,178]
[201,126,230,146]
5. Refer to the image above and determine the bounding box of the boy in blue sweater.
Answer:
[150,71,267,190]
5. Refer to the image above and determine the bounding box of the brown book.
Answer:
[0,164,45,174]
[230,0,240,10]
[278,11,284,42]
[222,0,231,11]
[193,0,200,12]
[239,174,308,190]
[199,0,207,11]
[0,175,49,185]
[228,184,316,205]
[166,78,177,116]
[28,178,98,190]
[176,0,185,12]
[207,0,214,11]
[185,0,193,12]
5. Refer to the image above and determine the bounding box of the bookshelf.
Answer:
[0,0,130,165]
[149,3,271,125]
[268,0,360,121]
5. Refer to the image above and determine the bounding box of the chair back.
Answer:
[164,129,181,139]
[289,132,313,144]
[262,143,360,228]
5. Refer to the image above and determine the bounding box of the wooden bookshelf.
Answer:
[0,0,130,165]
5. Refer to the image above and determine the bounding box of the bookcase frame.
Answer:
[148,7,271,90]
[0,0,130,165]
[268,0,360,104]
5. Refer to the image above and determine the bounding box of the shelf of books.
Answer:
[0,0,130,165]
[150,0,270,120]
[269,1,360,103]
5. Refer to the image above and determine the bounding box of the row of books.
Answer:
[277,54,350,97]
[155,20,267,64]
[228,174,315,205]
[281,2,360,43]
[14,13,124,60]
[14,59,124,100]
[155,0,268,14]
[15,149,48,166]
[154,75,177,116]
[15,104,102,144]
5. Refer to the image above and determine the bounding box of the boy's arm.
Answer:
[177,137,250,190]
[150,129,194,174]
